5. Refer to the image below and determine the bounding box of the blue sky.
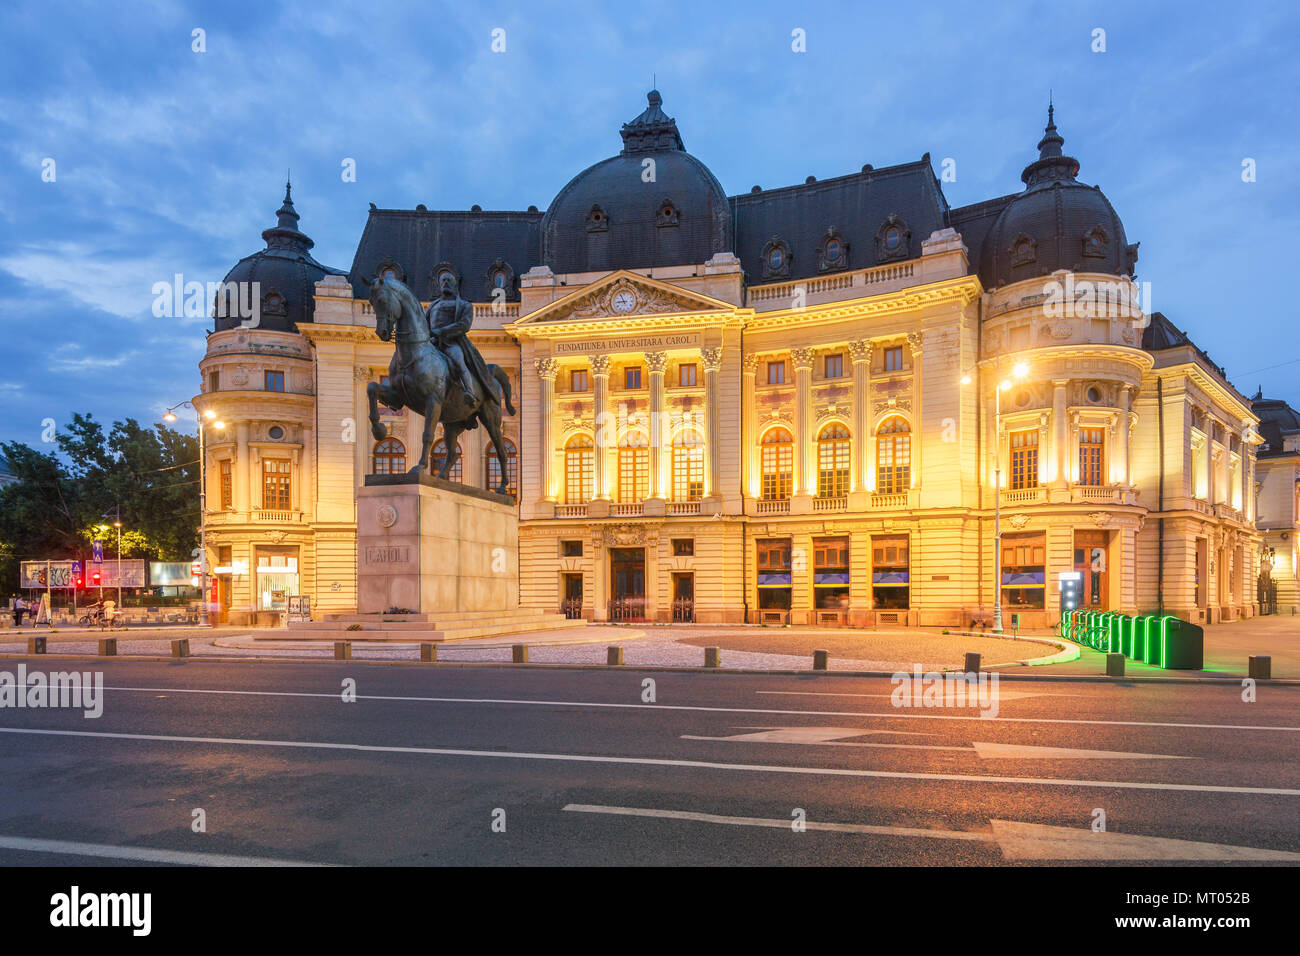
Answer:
[1,0,1297,446]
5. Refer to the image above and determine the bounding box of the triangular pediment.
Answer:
[513,270,737,327]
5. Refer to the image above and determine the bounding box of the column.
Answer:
[234,421,250,513]
[701,347,723,500]
[534,358,557,502]
[850,341,871,493]
[1117,385,1133,487]
[590,354,612,500]
[742,355,759,500]
[792,348,814,497]
[906,331,923,494]
[645,351,667,500]
[302,424,315,521]
[1205,422,1216,503]
[1052,380,1068,488]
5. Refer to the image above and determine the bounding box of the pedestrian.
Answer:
[12,597,26,628]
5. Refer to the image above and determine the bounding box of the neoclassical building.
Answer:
[194,91,1265,628]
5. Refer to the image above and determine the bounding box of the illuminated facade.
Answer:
[195,93,1263,628]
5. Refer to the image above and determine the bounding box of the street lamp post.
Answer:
[164,401,223,627]
[962,358,1028,635]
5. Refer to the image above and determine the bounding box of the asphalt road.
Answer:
[0,659,1296,866]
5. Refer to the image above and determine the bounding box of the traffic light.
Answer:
[92,571,102,587]
[76,576,83,588]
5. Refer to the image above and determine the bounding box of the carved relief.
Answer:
[534,357,558,380]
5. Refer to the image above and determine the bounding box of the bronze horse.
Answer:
[365,276,516,493]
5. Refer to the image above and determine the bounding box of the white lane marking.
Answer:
[0,834,334,867]
[562,804,996,842]
[990,820,1300,861]
[685,726,1189,759]
[756,690,1051,702]
[972,742,1188,760]
[683,726,959,751]
[86,686,1300,734]
[562,805,1300,861]
[0,725,1293,796]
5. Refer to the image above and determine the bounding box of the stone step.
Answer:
[321,609,551,624]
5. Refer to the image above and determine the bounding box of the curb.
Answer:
[0,651,1294,685]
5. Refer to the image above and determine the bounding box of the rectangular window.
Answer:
[761,438,793,501]
[1010,429,1039,490]
[756,538,792,610]
[883,347,903,372]
[617,446,649,502]
[813,536,850,609]
[1078,427,1105,486]
[767,361,786,385]
[678,363,697,387]
[561,540,583,558]
[208,371,219,392]
[624,366,642,390]
[871,534,909,609]
[824,354,843,379]
[672,538,694,557]
[570,369,589,392]
[1001,532,1046,609]
[265,370,284,392]
[673,441,704,501]
[219,460,232,510]
[261,459,291,511]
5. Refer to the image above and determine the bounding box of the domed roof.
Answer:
[213,182,345,333]
[541,91,733,274]
[980,106,1138,290]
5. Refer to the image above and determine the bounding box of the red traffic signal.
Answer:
[76,577,83,588]
[92,571,101,585]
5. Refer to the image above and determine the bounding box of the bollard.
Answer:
[1105,653,1125,677]
[812,649,829,671]
[607,645,624,666]
[1248,655,1271,680]
[964,652,980,674]
[333,641,351,661]
[419,642,437,662]
[704,646,722,668]
[512,644,528,664]
[27,637,47,655]
[98,638,117,657]
[171,638,190,659]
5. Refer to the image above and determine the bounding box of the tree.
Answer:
[0,414,198,591]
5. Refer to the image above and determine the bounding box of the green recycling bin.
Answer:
[1157,615,1204,670]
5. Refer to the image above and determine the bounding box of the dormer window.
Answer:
[1083,225,1109,259]
[874,215,911,264]
[262,289,287,318]
[656,198,679,228]
[1009,232,1037,267]
[586,204,609,233]
[760,235,792,280]
[483,258,514,299]
[375,257,405,283]
[818,227,849,273]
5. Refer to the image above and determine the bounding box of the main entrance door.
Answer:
[609,548,645,622]
[1073,530,1108,610]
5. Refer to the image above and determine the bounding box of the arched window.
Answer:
[372,437,406,475]
[817,423,851,498]
[618,433,649,503]
[431,438,463,483]
[760,428,793,501]
[672,428,705,501]
[565,434,594,504]
[876,416,911,494]
[484,438,517,497]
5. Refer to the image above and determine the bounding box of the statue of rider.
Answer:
[426,272,503,422]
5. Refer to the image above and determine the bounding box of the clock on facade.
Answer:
[611,290,636,313]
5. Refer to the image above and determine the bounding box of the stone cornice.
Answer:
[744,276,982,334]
[298,324,377,345]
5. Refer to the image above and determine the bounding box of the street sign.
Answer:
[92,540,104,564]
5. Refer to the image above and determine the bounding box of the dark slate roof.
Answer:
[215,183,346,333]
[1252,395,1300,458]
[1143,311,1255,408]
[978,107,1138,290]
[348,208,543,301]
[541,91,732,275]
[949,192,1018,268]
[730,158,949,284]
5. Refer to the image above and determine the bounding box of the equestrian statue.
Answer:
[366,271,517,495]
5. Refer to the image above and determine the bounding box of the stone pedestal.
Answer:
[357,474,517,615]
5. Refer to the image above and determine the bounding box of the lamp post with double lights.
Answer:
[163,401,225,626]
[961,358,1029,634]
